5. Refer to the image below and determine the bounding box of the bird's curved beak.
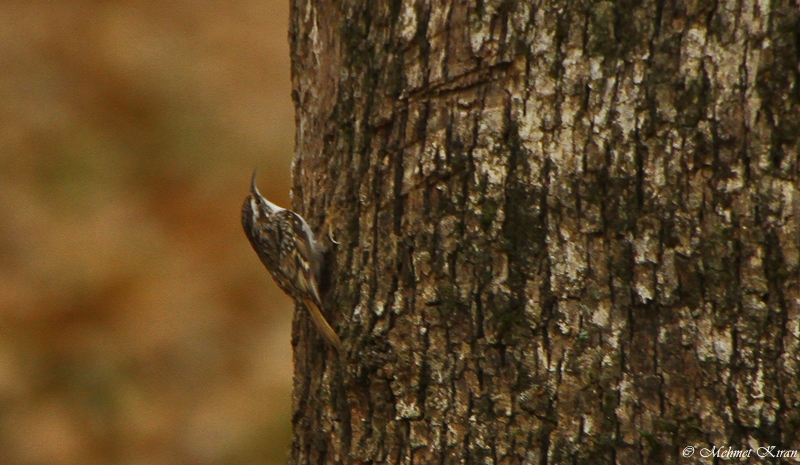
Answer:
[250,169,260,196]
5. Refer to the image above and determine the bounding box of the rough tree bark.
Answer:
[287,0,799,463]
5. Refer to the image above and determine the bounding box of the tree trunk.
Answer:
[287,0,799,463]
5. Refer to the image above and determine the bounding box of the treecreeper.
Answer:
[241,170,341,353]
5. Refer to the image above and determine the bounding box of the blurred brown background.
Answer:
[0,1,297,464]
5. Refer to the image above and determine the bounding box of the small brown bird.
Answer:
[241,171,341,352]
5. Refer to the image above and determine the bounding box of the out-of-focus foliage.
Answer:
[0,1,296,464]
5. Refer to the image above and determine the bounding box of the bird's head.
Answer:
[242,170,284,232]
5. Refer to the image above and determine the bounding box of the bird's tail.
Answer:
[301,297,342,353]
